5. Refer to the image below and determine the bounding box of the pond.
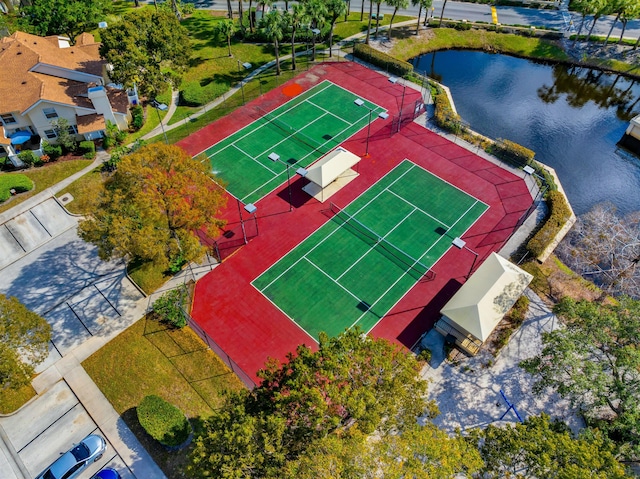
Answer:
[411,50,640,215]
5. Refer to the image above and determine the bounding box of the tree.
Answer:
[477,414,630,478]
[585,0,611,44]
[373,0,384,37]
[288,3,309,70]
[325,0,347,57]
[438,0,449,27]
[304,0,327,61]
[521,297,640,458]
[99,9,190,97]
[260,10,285,75]
[49,117,77,152]
[619,0,640,44]
[215,19,236,57]
[366,0,374,44]
[387,0,409,39]
[19,0,111,45]
[556,203,640,298]
[188,328,434,478]
[78,144,227,270]
[412,0,433,34]
[0,294,51,390]
[283,424,483,479]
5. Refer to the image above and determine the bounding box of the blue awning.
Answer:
[10,131,31,145]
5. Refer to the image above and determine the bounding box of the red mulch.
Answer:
[184,62,534,385]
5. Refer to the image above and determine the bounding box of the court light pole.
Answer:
[355,98,373,158]
[151,99,169,144]
[268,152,293,212]
[237,61,252,105]
[237,199,248,244]
[244,203,259,236]
[452,237,479,279]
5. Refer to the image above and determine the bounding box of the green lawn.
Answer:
[57,166,105,215]
[0,174,33,202]
[0,160,92,214]
[332,12,415,40]
[83,317,244,478]
[0,384,36,414]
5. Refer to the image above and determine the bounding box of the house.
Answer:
[0,31,132,163]
[434,253,533,356]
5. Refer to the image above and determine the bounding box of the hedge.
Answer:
[0,174,33,202]
[432,85,463,133]
[17,150,39,167]
[130,105,144,131]
[137,395,192,447]
[353,43,413,77]
[78,141,96,159]
[152,287,188,328]
[493,295,530,351]
[489,139,535,167]
[527,190,572,257]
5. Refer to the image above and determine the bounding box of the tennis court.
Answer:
[202,80,385,204]
[252,160,489,341]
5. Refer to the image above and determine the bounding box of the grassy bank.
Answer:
[390,27,569,62]
[0,160,93,215]
[84,317,244,477]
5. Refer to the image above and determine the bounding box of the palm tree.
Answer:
[618,1,640,44]
[289,3,309,70]
[374,0,383,37]
[585,0,610,44]
[439,0,449,27]
[326,0,347,57]
[387,0,409,39]
[304,0,327,61]
[260,10,285,75]
[365,0,373,44]
[216,19,236,57]
[412,0,432,34]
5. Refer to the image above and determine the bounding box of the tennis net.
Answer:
[254,105,335,156]
[329,203,436,282]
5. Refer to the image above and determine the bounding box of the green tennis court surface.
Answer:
[203,80,385,204]
[253,160,489,341]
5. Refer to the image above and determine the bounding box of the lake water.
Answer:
[411,50,640,215]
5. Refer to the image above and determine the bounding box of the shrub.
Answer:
[489,139,535,168]
[130,105,144,131]
[493,295,529,351]
[0,174,33,202]
[17,150,38,167]
[42,141,62,160]
[527,190,572,257]
[78,141,96,159]
[152,287,188,328]
[418,348,432,363]
[353,43,413,77]
[137,395,192,448]
[433,85,464,134]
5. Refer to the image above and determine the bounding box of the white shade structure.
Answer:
[435,253,533,355]
[301,147,361,202]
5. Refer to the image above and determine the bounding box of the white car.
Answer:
[36,434,106,479]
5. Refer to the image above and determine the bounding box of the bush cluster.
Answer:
[527,190,572,258]
[137,395,192,448]
[152,287,188,328]
[78,141,96,159]
[489,139,535,167]
[0,174,33,202]
[42,141,62,161]
[17,150,41,167]
[130,105,144,131]
[493,295,530,351]
[432,85,464,133]
[353,43,413,77]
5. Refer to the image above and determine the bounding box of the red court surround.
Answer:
[182,62,535,385]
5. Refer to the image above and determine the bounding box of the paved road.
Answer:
[184,0,640,41]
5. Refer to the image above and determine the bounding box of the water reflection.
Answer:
[538,65,639,121]
[411,50,640,215]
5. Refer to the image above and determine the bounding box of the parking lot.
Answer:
[1,380,133,479]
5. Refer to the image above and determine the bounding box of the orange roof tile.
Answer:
[76,113,106,134]
[106,88,129,115]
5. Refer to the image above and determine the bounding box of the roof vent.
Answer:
[16,51,22,55]
[21,81,27,84]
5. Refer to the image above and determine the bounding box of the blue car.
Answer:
[36,434,106,479]
[92,468,121,479]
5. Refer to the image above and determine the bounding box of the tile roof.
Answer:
[106,88,129,115]
[76,113,106,134]
[0,31,106,114]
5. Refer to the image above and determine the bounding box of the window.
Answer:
[67,125,78,135]
[43,107,58,119]
[44,129,57,139]
[0,113,17,125]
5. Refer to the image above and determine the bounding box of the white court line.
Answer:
[254,164,417,293]
[336,205,417,282]
[304,257,363,303]
[307,99,357,125]
[386,189,452,230]
[240,107,376,202]
[231,144,278,174]
[349,198,484,332]
[193,80,334,158]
